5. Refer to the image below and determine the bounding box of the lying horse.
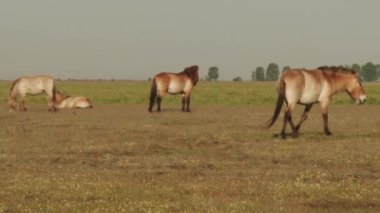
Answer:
[148,65,199,112]
[267,66,366,138]
[9,75,57,112]
[54,91,93,109]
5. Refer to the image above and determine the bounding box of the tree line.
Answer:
[205,62,380,82]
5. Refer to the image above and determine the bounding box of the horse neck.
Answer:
[329,72,350,93]
[55,94,67,104]
[9,87,19,100]
[9,79,21,98]
[182,70,198,85]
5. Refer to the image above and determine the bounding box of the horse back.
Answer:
[15,75,55,95]
[281,69,330,104]
[154,72,190,94]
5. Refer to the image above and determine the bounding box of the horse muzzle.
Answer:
[356,95,366,105]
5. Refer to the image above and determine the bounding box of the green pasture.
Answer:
[1,80,380,106]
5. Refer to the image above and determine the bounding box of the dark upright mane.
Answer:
[9,78,21,92]
[317,66,357,75]
[183,65,199,86]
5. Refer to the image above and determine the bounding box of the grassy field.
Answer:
[0,81,380,212]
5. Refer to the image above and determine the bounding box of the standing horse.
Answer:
[267,66,366,138]
[148,65,199,112]
[8,75,57,112]
[54,91,93,109]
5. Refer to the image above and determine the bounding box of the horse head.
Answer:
[184,65,199,86]
[347,76,366,105]
[54,91,67,103]
[319,66,367,105]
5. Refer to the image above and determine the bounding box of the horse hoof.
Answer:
[291,131,299,138]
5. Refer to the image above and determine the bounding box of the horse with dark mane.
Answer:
[267,66,366,138]
[148,65,199,112]
[8,75,57,112]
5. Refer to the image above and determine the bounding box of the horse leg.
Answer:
[181,95,186,112]
[322,111,332,135]
[156,90,166,112]
[157,96,162,112]
[186,95,191,112]
[20,95,27,111]
[46,90,57,112]
[293,104,313,137]
[321,102,332,135]
[288,114,296,132]
[280,102,296,139]
[280,110,290,139]
[48,101,57,112]
[48,98,56,111]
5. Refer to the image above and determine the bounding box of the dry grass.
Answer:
[0,81,379,212]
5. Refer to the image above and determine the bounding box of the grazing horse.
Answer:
[267,66,366,138]
[148,65,199,112]
[8,75,57,112]
[54,91,93,109]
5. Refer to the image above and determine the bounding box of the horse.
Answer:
[8,75,57,112]
[267,66,366,139]
[54,91,93,109]
[148,65,199,112]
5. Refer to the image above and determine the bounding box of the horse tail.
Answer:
[8,78,20,110]
[148,78,157,112]
[266,79,286,128]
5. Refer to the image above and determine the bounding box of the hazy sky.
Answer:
[1,0,380,80]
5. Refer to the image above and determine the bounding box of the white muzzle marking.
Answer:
[356,95,366,105]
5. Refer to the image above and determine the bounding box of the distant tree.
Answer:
[282,66,291,73]
[251,70,256,81]
[351,64,361,73]
[255,66,265,81]
[266,63,280,81]
[343,64,351,69]
[351,63,362,79]
[206,66,219,81]
[362,62,377,81]
[233,76,242,82]
[376,64,380,79]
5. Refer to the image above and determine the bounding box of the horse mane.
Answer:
[317,66,357,75]
[183,65,199,85]
[9,78,21,92]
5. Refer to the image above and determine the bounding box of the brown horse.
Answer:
[8,75,57,112]
[148,65,199,112]
[267,66,366,138]
[54,91,93,109]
